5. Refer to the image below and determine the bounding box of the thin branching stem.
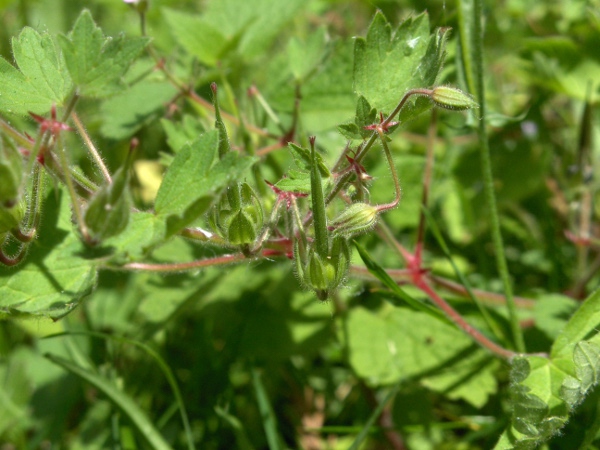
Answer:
[114,249,283,273]
[416,279,518,360]
[72,111,111,183]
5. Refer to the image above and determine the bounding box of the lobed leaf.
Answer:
[0,27,72,115]
[58,10,149,98]
[100,80,178,140]
[155,130,256,238]
[344,303,498,407]
[552,287,600,360]
[353,11,448,114]
[0,190,97,319]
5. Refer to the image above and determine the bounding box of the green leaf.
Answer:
[288,143,330,177]
[498,355,572,449]
[101,212,166,261]
[421,354,499,408]
[560,341,600,409]
[0,27,72,115]
[161,115,206,154]
[533,294,579,341]
[353,12,448,113]
[201,0,306,60]
[337,95,378,140]
[273,171,311,194]
[100,80,178,140]
[268,38,355,142]
[0,137,23,205]
[45,353,171,450]
[162,9,228,67]
[344,304,484,387]
[0,189,97,319]
[552,288,600,360]
[288,27,327,82]
[155,130,256,238]
[58,10,149,98]
[349,383,401,450]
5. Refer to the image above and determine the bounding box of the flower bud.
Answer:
[431,86,478,111]
[330,203,378,237]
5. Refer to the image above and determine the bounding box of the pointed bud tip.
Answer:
[210,82,218,94]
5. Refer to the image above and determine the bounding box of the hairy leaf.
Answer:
[353,11,448,114]
[0,27,72,115]
[0,190,97,319]
[58,10,149,98]
[155,130,256,237]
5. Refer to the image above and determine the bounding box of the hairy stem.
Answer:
[468,0,525,352]
[72,111,111,183]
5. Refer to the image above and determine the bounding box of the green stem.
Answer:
[324,88,432,210]
[71,111,111,183]
[375,129,401,213]
[470,0,525,352]
[57,134,89,242]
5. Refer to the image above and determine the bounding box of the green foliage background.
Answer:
[0,0,600,449]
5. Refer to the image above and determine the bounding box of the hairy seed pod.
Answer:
[431,86,478,111]
[331,203,378,238]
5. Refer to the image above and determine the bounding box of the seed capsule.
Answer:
[330,203,378,238]
[431,86,478,111]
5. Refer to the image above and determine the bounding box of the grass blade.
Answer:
[45,331,195,450]
[252,367,282,450]
[215,406,256,450]
[348,383,401,450]
[45,353,172,450]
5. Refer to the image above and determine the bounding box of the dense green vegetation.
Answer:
[1,0,600,448]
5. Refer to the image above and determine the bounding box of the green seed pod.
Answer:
[330,236,351,287]
[211,182,264,248]
[0,139,24,206]
[331,203,378,238]
[227,210,257,246]
[431,86,478,111]
[305,251,336,292]
[298,237,351,301]
[240,182,264,228]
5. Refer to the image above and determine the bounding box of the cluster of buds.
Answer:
[210,182,264,253]
[295,236,351,301]
[291,138,381,300]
